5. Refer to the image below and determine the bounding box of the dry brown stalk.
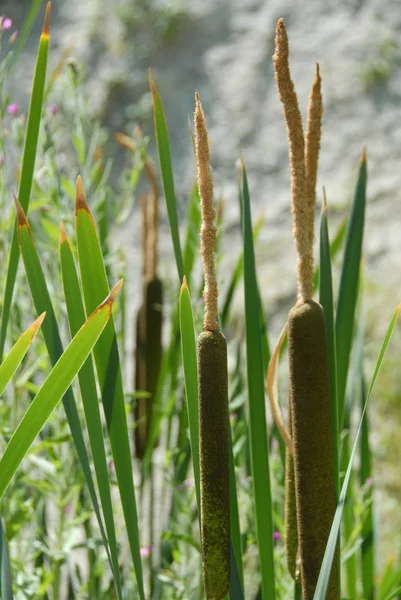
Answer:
[194,91,219,332]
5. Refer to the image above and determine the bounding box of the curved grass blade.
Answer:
[241,160,275,599]
[336,150,367,428]
[0,313,45,395]
[319,197,340,500]
[183,183,201,287]
[59,226,122,599]
[149,69,184,283]
[0,515,13,600]
[75,178,144,600]
[0,282,121,500]
[15,200,112,574]
[179,278,200,509]
[0,3,51,358]
[7,0,43,72]
[313,302,401,600]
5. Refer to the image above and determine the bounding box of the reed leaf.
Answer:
[59,228,123,599]
[0,515,13,600]
[0,4,51,358]
[0,282,120,500]
[75,179,144,600]
[336,151,367,428]
[313,302,400,600]
[0,313,45,396]
[241,160,275,599]
[149,70,184,283]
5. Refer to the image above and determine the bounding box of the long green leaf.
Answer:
[336,151,367,427]
[314,303,400,600]
[179,278,201,510]
[15,200,112,573]
[7,0,43,72]
[0,283,119,499]
[0,4,51,358]
[75,177,144,600]
[59,228,122,599]
[149,70,184,283]
[0,515,13,600]
[0,313,45,395]
[241,160,275,599]
[319,199,339,499]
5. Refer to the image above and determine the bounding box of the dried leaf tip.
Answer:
[13,193,28,227]
[75,175,88,213]
[106,279,124,307]
[180,275,188,294]
[148,68,157,96]
[322,186,328,212]
[361,146,367,165]
[31,312,46,334]
[59,221,69,245]
[42,2,51,38]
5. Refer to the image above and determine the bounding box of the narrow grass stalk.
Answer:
[75,177,145,600]
[0,3,51,358]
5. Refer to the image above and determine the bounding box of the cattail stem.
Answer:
[195,92,230,599]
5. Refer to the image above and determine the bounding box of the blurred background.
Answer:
[2,0,401,573]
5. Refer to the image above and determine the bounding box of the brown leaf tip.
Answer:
[14,193,29,227]
[148,68,156,96]
[42,2,51,38]
[361,146,367,165]
[75,175,88,213]
[59,221,69,246]
[31,312,46,335]
[180,275,188,295]
[107,278,124,306]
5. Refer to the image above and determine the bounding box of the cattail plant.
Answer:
[273,18,338,600]
[195,92,230,600]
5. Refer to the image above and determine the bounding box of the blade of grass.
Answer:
[319,197,339,499]
[183,182,201,287]
[149,70,184,283]
[336,150,367,428]
[360,368,374,600]
[0,282,120,499]
[0,313,45,395]
[75,178,144,600]
[7,0,43,72]
[0,3,51,358]
[313,302,401,600]
[0,515,13,600]
[15,199,113,574]
[59,227,122,599]
[241,160,275,599]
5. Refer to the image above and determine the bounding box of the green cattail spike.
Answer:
[274,18,338,600]
[195,91,230,600]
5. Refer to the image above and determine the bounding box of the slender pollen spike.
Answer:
[305,63,323,254]
[42,2,51,38]
[273,18,312,303]
[75,175,89,213]
[14,194,29,228]
[30,312,46,335]
[194,92,219,332]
